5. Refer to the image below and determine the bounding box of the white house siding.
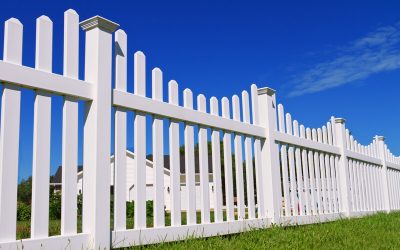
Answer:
[77,151,215,211]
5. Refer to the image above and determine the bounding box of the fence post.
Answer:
[376,136,391,213]
[80,16,119,249]
[334,118,352,217]
[257,87,281,223]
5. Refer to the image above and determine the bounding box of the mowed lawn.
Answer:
[16,212,400,249]
[134,212,400,250]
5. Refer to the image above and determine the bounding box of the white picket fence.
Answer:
[0,9,399,250]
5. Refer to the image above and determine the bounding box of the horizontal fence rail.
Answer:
[0,9,398,250]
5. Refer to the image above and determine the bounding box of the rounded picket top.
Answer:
[4,18,23,64]
[37,15,53,24]
[134,51,146,71]
[210,97,219,115]
[5,17,22,26]
[152,67,162,74]
[250,84,258,92]
[65,8,78,16]
[183,88,193,108]
[241,90,249,97]
[168,79,178,89]
[115,29,127,40]
[197,94,206,112]
[221,97,231,119]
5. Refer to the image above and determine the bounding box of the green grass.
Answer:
[17,212,400,249]
[133,212,400,250]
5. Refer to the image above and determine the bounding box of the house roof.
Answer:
[51,151,214,184]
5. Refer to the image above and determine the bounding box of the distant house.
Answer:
[51,150,215,211]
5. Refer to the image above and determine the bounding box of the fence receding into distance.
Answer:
[0,9,399,250]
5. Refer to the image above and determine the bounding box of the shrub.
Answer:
[146,200,153,218]
[49,193,62,220]
[125,200,154,218]
[126,201,134,218]
[17,202,31,221]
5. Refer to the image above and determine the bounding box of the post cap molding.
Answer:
[80,15,119,33]
[257,87,276,96]
[375,135,385,141]
[334,118,346,124]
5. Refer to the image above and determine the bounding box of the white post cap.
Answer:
[80,15,119,33]
[257,87,276,96]
[334,118,346,124]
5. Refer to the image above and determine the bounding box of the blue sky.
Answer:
[1,0,399,180]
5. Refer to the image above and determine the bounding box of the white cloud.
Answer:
[289,23,400,97]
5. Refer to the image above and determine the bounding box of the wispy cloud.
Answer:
[288,22,400,97]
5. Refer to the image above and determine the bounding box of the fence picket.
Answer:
[114,29,127,230]
[293,120,304,215]
[250,84,265,218]
[0,10,399,249]
[31,15,53,238]
[300,125,311,215]
[168,80,181,226]
[62,9,79,235]
[322,126,332,213]
[0,17,23,241]
[152,68,165,227]
[197,94,210,224]
[184,89,196,225]
[306,128,317,215]
[242,91,256,219]
[134,51,147,229]
[286,114,298,215]
[278,104,290,216]
[210,97,223,222]
[222,97,235,221]
[317,128,328,213]
[232,95,245,220]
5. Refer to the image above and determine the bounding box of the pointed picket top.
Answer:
[277,104,285,133]
[317,128,323,142]
[134,51,146,96]
[250,84,259,125]
[286,113,293,135]
[241,91,250,124]
[115,29,127,91]
[221,97,230,119]
[152,68,163,101]
[4,18,23,64]
[232,95,240,121]
[293,120,299,137]
[64,9,79,79]
[36,15,53,72]
[115,29,127,57]
[312,128,318,141]
[300,125,306,138]
[168,80,179,105]
[321,125,328,144]
[327,122,333,145]
[197,94,206,112]
[306,128,312,140]
[183,88,193,109]
[210,97,219,116]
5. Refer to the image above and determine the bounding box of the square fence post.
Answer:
[80,16,119,250]
[376,136,391,213]
[334,118,352,217]
[257,87,282,223]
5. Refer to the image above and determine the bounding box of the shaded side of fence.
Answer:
[0,9,398,250]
